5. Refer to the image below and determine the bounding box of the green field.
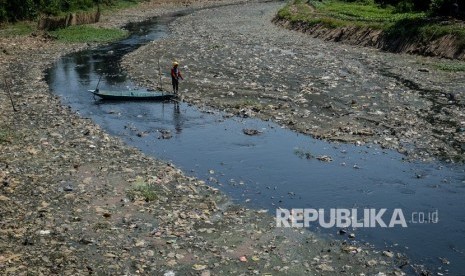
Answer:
[49,25,128,43]
[311,0,426,23]
[277,0,426,29]
[0,21,36,37]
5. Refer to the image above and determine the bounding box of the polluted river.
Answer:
[46,4,465,275]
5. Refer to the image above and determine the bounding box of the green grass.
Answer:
[277,0,425,29]
[277,0,314,22]
[418,23,465,46]
[49,25,128,43]
[313,0,425,23]
[277,0,465,47]
[384,17,465,47]
[0,21,35,37]
[127,180,157,202]
[0,125,12,144]
[434,61,465,72]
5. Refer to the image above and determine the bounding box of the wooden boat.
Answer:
[89,89,175,101]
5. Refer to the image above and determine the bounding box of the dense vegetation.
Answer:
[0,0,144,23]
[376,0,464,18]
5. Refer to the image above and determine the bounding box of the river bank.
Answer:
[0,0,405,275]
[274,0,465,61]
[123,1,465,162]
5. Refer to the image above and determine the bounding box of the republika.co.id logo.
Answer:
[276,208,439,228]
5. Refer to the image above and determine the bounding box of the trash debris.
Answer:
[38,230,51,235]
[383,251,395,258]
[192,264,207,271]
[316,155,332,162]
[158,129,172,139]
[243,128,262,136]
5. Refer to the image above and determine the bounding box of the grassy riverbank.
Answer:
[277,0,465,61]
[277,0,426,28]
[0,13,128,44]
[0,0,153,43]
[49,25,128,43]
[0,15,127,44]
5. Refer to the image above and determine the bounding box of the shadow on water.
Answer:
[46,12,465,274]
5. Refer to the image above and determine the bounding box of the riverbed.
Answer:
[43,2,465,274]
[124,1,465,163]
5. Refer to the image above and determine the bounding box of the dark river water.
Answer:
[45,11,465,275]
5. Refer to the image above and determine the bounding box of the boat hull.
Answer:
[89,89,175,101]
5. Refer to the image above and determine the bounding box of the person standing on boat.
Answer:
[171,61,183,94]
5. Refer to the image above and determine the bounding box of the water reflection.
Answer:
[173,102,182,134]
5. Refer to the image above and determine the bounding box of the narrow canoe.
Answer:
[89,89,175,101]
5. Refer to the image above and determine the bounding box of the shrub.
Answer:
[431,0,465,18]
[0,0,141,23]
